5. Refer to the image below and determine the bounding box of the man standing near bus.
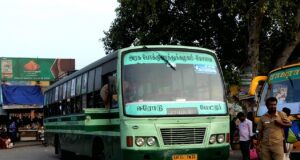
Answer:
[237,112,253,160]
[257,97,291,160]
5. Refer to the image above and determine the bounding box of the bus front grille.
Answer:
[160,128,206,145]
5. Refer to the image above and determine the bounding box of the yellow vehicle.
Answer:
[249,62,300,153]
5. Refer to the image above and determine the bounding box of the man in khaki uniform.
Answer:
[257,97,291,160]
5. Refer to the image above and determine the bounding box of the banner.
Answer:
[2,85,44,105]
[0,58,75,81]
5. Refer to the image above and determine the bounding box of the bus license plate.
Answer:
[172,154,197,160]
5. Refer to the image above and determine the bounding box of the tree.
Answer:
[102,0,247,83]
[275,3,300,67]
[246,0,267,77]
[221,0,300,74]
[102,0,300,84]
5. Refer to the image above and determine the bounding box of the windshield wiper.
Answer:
[159,55,176,71]
[281,67,294,88]
[288,77,294,88]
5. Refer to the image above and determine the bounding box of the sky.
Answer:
[0,0,118,70]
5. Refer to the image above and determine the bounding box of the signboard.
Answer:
[124,51,217,66]
[0,58,75,81]
[269,67,300,83]
[2,104,43,109]
[125,101,227,116]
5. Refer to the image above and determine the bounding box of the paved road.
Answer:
[0,141,243,160]
[0,143,57,160]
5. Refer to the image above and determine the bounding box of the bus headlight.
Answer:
[217,134,225,143]
[135,137,145,147]
[209,135,216,144]
[146,137,156,146]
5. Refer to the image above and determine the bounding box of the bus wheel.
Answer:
[92,139,105,160]
[55,136,73,159]
[60,149,75,160]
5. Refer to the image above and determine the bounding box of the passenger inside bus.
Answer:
[100,76,118,108]
[100,84,110,108]
[123,80,142,103]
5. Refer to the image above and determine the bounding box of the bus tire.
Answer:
[92,138,105,160]
[60,149,75,160]
[54,135,75,159]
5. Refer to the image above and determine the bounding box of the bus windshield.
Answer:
[122,50,226,116]
[258,66,300,116]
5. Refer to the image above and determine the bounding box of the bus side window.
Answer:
[75,96,82,113]
[93,90,102,108]
[100,83,109,108]
[94,66,102,108]
[100,74,117,109]
[87,92,94,108]
[109,76,118,108]
[66,99,71,114]
[99,74,109,108]
[82,95,87,109]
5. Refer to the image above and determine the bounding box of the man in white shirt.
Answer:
[237,112,253,160]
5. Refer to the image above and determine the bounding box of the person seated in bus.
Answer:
[111,77,118,108]
[100,76,119,109]
[123,80,140,103]
[123,80,131,103]
[100,84,110,108]
[101,78,141,107]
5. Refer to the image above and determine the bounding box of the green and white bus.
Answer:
[43,45,229,160]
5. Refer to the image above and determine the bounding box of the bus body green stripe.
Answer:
[44,112,119,123]
[87,112,119,119]
[48,119,58,122]
[45,124,120,132]
[61,117,71,121]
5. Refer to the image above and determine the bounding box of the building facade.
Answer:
[0,57,75,141]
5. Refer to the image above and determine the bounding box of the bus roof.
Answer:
[118,45,216,55]
[45,45,216,92]
[270,62,300,74]
[45,51,117,92]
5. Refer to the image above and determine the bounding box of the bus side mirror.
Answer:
[249,76,268,96]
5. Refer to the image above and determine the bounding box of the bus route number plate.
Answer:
[172,154,198,160]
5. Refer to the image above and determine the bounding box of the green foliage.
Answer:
[102,0,300,85]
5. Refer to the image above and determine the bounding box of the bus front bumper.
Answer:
[123,145,230,160]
